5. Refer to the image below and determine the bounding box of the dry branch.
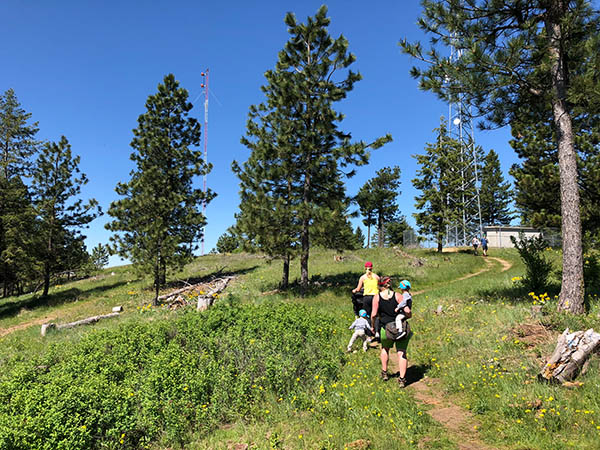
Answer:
[41,310,121,336]
[540,328,600,383]
[197,276,234,311]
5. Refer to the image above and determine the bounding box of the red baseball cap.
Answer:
[364,261,373,268]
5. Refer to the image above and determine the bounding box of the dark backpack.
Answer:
[385,322,401,341]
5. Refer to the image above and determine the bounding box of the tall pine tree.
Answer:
[402,0,600,313]
[0,89,40,297]
[234,6,391,290]
[413,121,464,252]
[480,149,513,225]
[106,74,214,304]
[356,166,402,248]
[32,136,100,297]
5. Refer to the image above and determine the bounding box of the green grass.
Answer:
[1,246,600,449]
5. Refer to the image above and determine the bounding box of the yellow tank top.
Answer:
[363,276,379,295]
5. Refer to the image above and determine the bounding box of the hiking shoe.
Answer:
[380,370,389,381]
[397,377,407,388]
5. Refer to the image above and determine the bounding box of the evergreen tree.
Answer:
[355,186,376,248]
[354,226,365,249]
[106,74,214,304]
[480,149,513,225]
[0,89,40,297]
[402,0,600,313]
[356,166,402,248]
[234,6,391,291]
[216,228,239,254]
[413,121,464,252]
[32,136,100,297]
[385,217,412,247]
[509,104,600,242]
[312,206,360,252]
[90,243,110,271]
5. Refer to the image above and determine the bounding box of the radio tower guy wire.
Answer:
[201,69,209,255]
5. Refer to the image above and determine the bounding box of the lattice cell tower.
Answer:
[445,43,483,247]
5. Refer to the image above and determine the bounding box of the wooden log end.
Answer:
[41,323,56,336]
[112,306,123,313]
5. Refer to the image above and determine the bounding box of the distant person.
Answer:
[352,261,380,318]
[471,236,480,255]
[347,309,374,352]
[481,236,488,256]
[371,277,413,387]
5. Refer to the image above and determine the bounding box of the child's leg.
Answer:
[361,331,369,351]
[395,314,405,332]
[347,330,363,351]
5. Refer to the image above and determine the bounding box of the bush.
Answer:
[510,233,553,292]
[0,303,342,449]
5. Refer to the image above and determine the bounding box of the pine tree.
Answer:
[32,136,100,297]
[356,186,376,248]
[356,166,402,248]
[413,121,464,252]
[402,0,600,313]
[106,74,214,304]
[509,105,600,242]
[0,89,40,297]
[480,149,513,225]
[90,243,110,270]
[216,228,239,254]
[234,6,391,291]
[385,217,412,247]
[354,226,366,249]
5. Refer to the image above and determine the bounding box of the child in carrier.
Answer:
[394,279,412,340]
[347,309,374,352]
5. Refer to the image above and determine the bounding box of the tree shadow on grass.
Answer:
[0,280,129,321]
[162,265,260,291]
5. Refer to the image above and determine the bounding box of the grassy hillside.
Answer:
[1,247,599,449]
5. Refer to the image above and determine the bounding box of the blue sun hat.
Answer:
[399,279,411,290]
[359,309,368,318]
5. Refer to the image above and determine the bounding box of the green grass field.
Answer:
[1,247,599,449]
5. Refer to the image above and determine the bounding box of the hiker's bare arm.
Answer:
[352,275,365,293]
[371,295,379,328]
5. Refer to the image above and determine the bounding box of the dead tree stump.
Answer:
[540,328,600,383]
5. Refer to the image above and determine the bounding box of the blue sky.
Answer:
[2,1,517,265]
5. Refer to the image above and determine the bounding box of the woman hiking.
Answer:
[371,277,413,387]
[352,261,380,318]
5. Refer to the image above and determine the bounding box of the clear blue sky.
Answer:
[1,0,517,265]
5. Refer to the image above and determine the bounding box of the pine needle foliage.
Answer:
[479,149,513,225]
[106,74,214,303]
[32,136,100,297]
[401,0,600,313]
[234,6,391,290]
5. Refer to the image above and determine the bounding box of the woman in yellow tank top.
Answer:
[352,261,380,318]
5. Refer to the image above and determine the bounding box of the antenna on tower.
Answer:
[200,69,209,255]
[445,41,483,247]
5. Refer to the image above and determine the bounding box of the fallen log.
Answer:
[41,311,121,336]
[197,276,233,311]
[540,328,600,383]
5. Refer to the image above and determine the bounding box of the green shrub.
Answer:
[0,303,342,449]
[511,233,553,292]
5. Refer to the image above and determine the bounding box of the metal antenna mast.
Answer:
[446,43,483,247]
[200,69,209,255]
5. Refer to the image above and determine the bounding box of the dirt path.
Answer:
[408,377,497,450]
[0,315,60,338]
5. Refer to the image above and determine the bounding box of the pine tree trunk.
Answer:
[153,258,160,306]
[437,239,443,253]
[546,2,585,314]
[42,262,50,297]
[280,255,290,290]
[301,219,309,293]
[367,224,371,248]
[378,212,384,248]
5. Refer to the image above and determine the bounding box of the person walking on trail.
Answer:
[371,277,413,387]
[352,261,380,318]
[471,236,480,255]
[481,235,488,257]
[347,309,374,353]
